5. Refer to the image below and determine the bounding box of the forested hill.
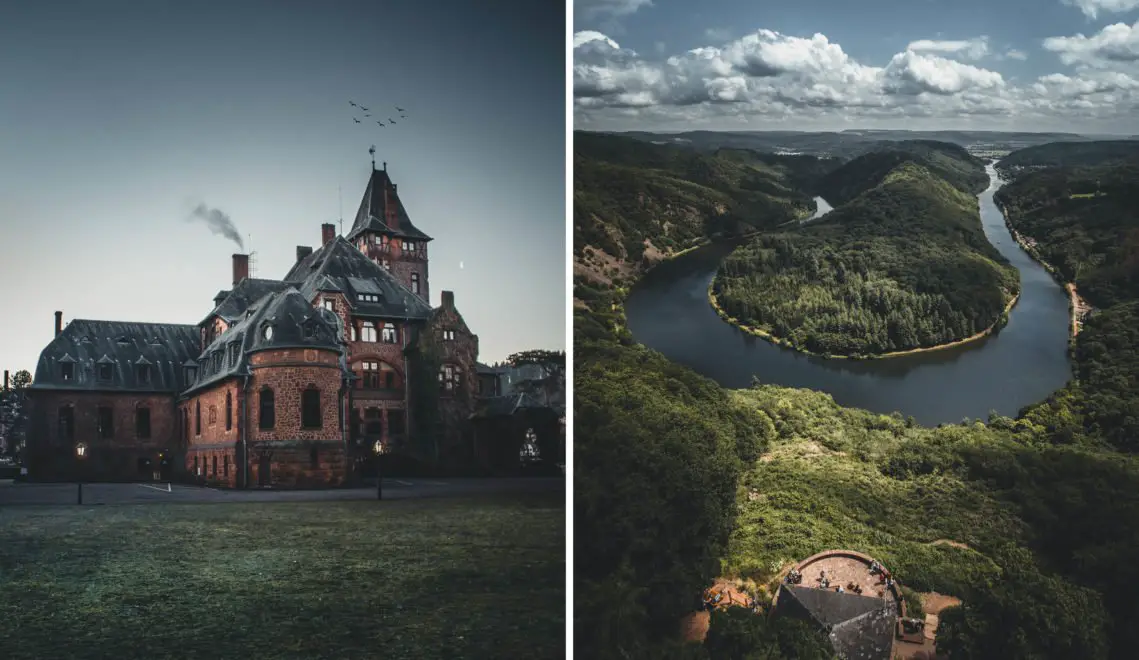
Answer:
[997,140,1139,173]
[818,139,988,206]
[573,132,822,289]
[994,161,1139,308]
[713,160,1018,357]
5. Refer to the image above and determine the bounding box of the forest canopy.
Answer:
[713,158,1018,357]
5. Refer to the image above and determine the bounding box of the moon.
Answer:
[459,261,464,270]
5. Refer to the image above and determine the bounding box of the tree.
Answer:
[11,370,31,389]
[508,349,566,409]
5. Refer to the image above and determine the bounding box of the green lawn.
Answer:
[0,494,565,659]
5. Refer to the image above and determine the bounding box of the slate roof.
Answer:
[345,167,433,242]
[31,320,200,393]
[774,585,898,660]
[471,392,548,419]
[203,278,291,324]
[281,236,432,321]
[183,288,347,396]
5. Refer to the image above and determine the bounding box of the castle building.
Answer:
[26,162,482,487]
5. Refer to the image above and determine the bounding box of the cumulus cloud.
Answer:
[573,25,1139,129]
[1043,20,1139,66]
[1062,0,1139,19]
[907,37,990,60]
[1005,49,1028,61]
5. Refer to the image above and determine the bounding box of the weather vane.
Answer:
[369,145,376,170]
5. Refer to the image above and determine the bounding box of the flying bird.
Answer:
[350,101,357,107]
[359,105,369,112]
[353,118,361,124]
[388,118,397,124]
[364,113,371,117]
[376,121,385,126]
[396,106,405,112]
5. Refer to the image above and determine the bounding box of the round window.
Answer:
[263,326,274,341]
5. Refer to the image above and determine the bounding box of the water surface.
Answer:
[624,165,1072,425]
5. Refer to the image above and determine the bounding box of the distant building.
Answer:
[26,162,484,487]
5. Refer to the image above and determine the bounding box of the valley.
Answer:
[574,131,1139,660]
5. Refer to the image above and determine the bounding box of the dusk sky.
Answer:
[0,0,565,377]
[574,0,1139,133]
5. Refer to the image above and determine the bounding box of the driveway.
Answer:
[0,477,565,506]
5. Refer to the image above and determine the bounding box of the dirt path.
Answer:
[929,539,971,550]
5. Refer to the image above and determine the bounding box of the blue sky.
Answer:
[574,0,1139,132]
[0,0,565,377]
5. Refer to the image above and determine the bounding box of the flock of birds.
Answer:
[350,100,408,127]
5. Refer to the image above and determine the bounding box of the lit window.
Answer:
[381,323,397,343]
[439,365,461,391]
[323,299,335,311]
[405,241,416,252]
[361,322,377,342]
[443,330,455,341]
[61,363,74,381]
[411,273,420,294]
[350,324,359,342]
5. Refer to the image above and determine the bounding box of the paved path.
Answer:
[0,477,564,506]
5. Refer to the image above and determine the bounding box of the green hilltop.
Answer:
[713,146,1017,357]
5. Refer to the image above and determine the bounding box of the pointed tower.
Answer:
[345,160,432,304]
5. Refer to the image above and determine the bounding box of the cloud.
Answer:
[1062,0,1139,20]
[1043,19,1139,66]
[576,0,653,21]
[1005,49,1028,61]
[907,37,990,60]
[573,26,1139,130]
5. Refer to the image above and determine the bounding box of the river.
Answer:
[624,164,1073,425]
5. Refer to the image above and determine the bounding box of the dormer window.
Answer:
[137,364,152,384]
[323,299,335,311]
[357,294,380,303]
[262,325,274,341]
[184,366,197,385]
[97,363,114,382]
[61,363,74,381]
[115,336,131,346]
[303,322,315,339]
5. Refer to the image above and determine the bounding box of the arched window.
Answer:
[381,323,397,344]
[58,406,75,442]
[225,391,233,431]
[410,273,420,294]
[259,387,275,430]
[195,401,201,435]
[439,365,461,391]
[301,386,322,429]
[208,406,217,425]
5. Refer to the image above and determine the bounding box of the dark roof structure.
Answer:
[184,288,346,396]
[31,320,200,393]
[281,236,432,320]
[773,585,898,660]
[345,167,433,242]
[471,392,549,419]
[203,278,291,324]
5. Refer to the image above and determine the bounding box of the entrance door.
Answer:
[159,457,172,481]
[258,453,271,487]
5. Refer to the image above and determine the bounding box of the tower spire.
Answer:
[369,145,376,171]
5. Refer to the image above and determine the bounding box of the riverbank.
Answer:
[995,199,1092,340]
[708,286,1020,361]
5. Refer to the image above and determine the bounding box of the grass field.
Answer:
[0,494,564,659]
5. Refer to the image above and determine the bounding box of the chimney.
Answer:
[441,290,454,310]
[54,311,62,337]
[322,223,336,246]
[296,245,313,262]
[232,254,249,286]
[3,370,8,392]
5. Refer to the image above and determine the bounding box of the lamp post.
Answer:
[75,442,87,505]
[373,439,385,501]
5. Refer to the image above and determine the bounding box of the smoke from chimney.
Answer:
[188,203,245,250]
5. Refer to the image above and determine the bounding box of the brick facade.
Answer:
[27,390,179,481]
